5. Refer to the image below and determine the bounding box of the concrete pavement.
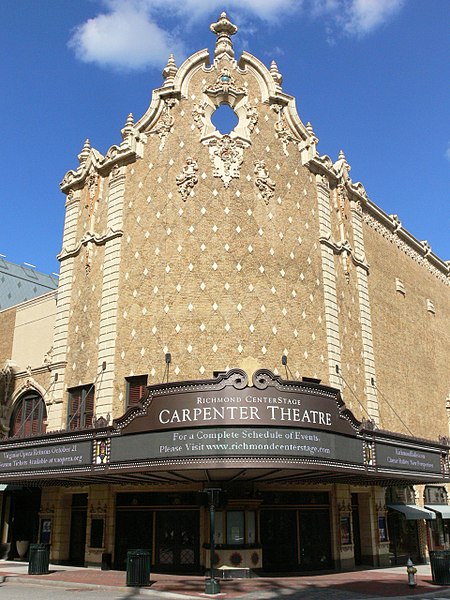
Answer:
[1,560,450,599]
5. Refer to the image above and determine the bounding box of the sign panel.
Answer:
[110,426,364,465]
[376,443,442,475]
[0,441,92,473]
[121,388,357,436]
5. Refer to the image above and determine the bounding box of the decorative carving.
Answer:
[43,347,53,366]
[192,101,207,131]
[272,104,292,155]
[176,157,199,201]
[154,99,176,151]
[204,67,247,103]
[85,171,99,218]
[110,164,120,181]
[254,160,275,204]
[336,183,351,282]
[208,135,244,188]
[58,228,123,262]
[94,414,110,429]
[0,362,15,408]
[245,103,258,132]
[333,149,351,182]
[364,441,375,466]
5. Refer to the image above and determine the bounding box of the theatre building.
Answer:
[0,13,449,574]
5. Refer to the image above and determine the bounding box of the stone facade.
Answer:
[0,12,449,574]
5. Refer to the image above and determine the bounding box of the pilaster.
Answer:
[316,174,341,388]
[350,199,379,423]
[48,191,79,429]
[95,167,126,416]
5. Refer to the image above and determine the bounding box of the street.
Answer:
[3,579,450,600]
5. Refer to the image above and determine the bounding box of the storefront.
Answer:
[1,370,449,573]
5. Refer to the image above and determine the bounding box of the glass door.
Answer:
[155,510,200,572]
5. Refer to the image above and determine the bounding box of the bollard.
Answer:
[406,558,417,587]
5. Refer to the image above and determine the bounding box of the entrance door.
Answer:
[114,509,153,570]
[260,510,297,572]
[69,494,87,566]
[298,509,332,570]
[388,511,421,565]
[155,510,200,572]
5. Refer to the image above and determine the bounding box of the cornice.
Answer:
[307,155,449,285]
[362,210,449,285]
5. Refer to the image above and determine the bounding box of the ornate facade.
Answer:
[0,13,449,574]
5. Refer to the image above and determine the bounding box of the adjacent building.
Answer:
[0,13,449,574]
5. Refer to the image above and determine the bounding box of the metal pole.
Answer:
[205,490,220,594]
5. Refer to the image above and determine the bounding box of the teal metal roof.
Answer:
[0,257,58,311]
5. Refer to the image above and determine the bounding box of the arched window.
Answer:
[11,392,47,438]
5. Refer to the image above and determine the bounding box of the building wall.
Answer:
[363,218,450,439]
[0,307,16,365]
[11,292,56,369]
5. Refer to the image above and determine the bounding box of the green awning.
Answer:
[387,504,436,520]
[425,505,450,519]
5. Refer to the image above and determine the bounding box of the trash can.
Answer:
[101,552,112,571]
[430,550,450,585]
[126,549,151,586]
[28,543,50,575]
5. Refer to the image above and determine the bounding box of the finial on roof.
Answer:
[162,54,178,86]
[306,121,318,144]
[125,113,134,128]
[78,139,91,164]
[270,60,283,87]
[210,12,238,59]
[121,113,135,140]
[334,149,351,180]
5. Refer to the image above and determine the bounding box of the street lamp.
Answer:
[203,488,222,595]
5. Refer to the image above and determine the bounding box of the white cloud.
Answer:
[446,143,450,162]
[68,2,185,71]
[342,0,406,36]
[312,0,406,38]
[68,0,406,72]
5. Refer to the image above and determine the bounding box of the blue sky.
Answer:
[1,0,449,276]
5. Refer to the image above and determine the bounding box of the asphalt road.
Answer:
[4,580,450,600]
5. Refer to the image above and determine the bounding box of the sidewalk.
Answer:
[1,560,449,600]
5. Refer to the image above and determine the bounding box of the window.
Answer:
[11,393,47,438]
[126,375,148,408]
[67,385,94,430]
[214,510,256,545]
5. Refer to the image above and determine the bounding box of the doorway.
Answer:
[155,510,200,572]
[68,494,87,566]
[114,508,153,570]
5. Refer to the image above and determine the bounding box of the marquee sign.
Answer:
[0,369,448,484]
[116,369,358,436]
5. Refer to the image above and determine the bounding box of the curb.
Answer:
[1,574,214,599]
